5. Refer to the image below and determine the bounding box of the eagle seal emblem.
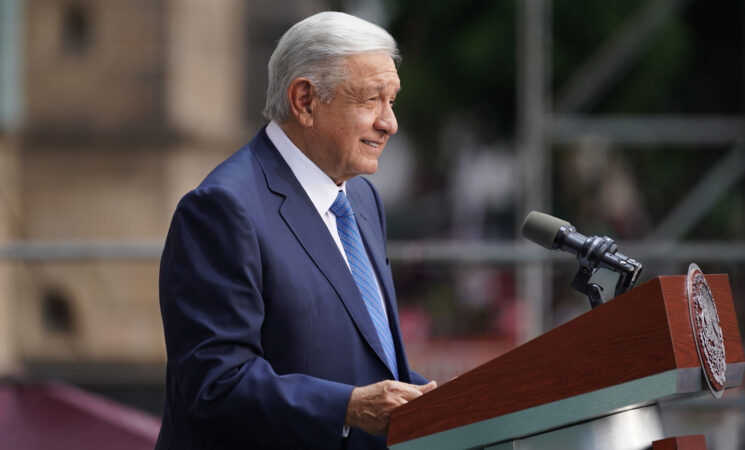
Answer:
[686,263,726,398]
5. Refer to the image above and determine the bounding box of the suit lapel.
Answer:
[347,189,396,317]
[250,129,392,375]
[348,185,403,378]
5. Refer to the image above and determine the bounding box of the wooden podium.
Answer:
[388,274,745,450]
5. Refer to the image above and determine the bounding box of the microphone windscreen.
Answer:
[521,211,571,250]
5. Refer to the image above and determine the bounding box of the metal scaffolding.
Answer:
[514,0,745,338]
[0,0,743,343]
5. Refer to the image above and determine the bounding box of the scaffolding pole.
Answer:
[555,0,690,114]
[3,239,745,264]
[517,0,551,341]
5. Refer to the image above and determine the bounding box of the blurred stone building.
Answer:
[0,0,324,410]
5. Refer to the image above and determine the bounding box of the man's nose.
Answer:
[374,105,398,135]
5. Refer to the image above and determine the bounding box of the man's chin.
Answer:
[360,162,380,176]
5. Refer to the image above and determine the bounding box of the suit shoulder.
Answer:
[188,129,276,203]
[199,144,262,193]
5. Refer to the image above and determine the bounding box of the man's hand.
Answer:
[345,380,437,435]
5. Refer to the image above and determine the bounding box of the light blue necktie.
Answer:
[330,191,398,379]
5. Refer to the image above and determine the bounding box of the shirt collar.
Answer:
[266,121,346,215]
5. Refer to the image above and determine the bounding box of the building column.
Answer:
[0,137,20,374]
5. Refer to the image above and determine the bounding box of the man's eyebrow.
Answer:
[353,82,400,98]
[368,84,401,94]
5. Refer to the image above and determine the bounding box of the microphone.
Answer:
[521,211,642,307]
[521,212,572,251]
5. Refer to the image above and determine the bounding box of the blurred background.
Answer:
[0,0,744,447]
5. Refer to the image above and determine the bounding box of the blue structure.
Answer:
[0,0,23,131]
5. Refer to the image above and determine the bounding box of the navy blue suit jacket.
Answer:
[156,127,425,449]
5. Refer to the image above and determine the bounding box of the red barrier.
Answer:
[0,381,159,449]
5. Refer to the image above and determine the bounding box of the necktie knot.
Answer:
[330,191,353,218]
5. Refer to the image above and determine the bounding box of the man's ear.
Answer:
[287,78,316,127]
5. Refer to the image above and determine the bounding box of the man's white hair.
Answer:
[263,11,400,123]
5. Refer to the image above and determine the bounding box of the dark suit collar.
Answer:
[250,127,396,378]
[249,126,301,198]
[264,121,343,216]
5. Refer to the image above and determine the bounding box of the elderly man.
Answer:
[156,11,435,450]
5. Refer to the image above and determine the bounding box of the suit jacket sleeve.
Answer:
[159,186,354,449]
[409,371,429,385]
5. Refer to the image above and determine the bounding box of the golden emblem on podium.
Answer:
[686,263,726,398]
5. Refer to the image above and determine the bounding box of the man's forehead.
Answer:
[344,53,397,73]
[355,70,401,91]
[338,53,400,93]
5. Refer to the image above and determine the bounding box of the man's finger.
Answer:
[390,382,426,398]
[391,381,436,401]
[403,380,436,399]
[416,380,437,394]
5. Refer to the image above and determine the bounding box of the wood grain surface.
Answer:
[388,274,744,446]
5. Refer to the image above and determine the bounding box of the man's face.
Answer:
[306,52,400,184]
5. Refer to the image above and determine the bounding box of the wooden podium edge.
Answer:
[390,363,745,450]
[389,368,684,450]
[388,274,744,447]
